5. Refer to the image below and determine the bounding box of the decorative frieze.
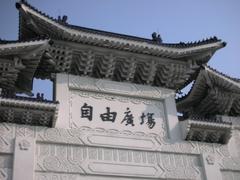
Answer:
[0,96,59,127]
[63,46,201,89]
[0,168,12,180]
[36,142,203,179]
[0,58,24,91]
[180,117,233,144]
[221,171,240,180]
[48,44,73,72]
[1,123,239,179]
[0,123,232,158]
[0,154,13,180]
[68,75,174,100]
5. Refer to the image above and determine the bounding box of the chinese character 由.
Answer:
[100,107,117,122]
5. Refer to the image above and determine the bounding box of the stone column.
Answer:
[55,73,70,128]
[164,95,182,141]
[201,153,222,180]
[12,137,35,180]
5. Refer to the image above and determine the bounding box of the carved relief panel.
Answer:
[55,73,174,139]
[69,90,166,136]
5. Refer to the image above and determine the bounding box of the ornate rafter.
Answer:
[0,39,52,93]
[0,95,58,127]
[177,65,240,118]
[15,1,226,90]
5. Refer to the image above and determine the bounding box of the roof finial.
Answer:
[58,15,68,24]
[151,32,162,44]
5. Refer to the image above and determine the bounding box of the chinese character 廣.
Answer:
[121,107,134,126]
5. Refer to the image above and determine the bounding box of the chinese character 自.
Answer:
[81,103,93,121]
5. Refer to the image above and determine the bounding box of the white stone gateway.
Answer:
[0,73,236,180]
[0,1,240,180]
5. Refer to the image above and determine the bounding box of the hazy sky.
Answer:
[0,0,240,99]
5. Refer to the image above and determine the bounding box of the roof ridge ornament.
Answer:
[151,32,162,44]
[58,15,68,24]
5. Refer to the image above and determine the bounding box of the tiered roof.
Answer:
[0,94,58,127]
[177,65,240,118]
[14,0,225,90]
[17,0,225,58]
[0,38,52,94]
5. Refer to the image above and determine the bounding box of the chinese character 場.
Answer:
[140,112,156,129]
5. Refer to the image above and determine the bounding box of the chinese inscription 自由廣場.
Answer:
[80,103,156,129]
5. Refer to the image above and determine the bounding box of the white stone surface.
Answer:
[201,153,222,180]
[1,73,240,180]
[0,122,239,180]
[12,137,35,180]
[55,73,180,140]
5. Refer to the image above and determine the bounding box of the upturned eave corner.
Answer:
[12,0,229,93]
[177,65,240,118]
[0,39,54,94]
[16,0,225,58]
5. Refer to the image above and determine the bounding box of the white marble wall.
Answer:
[1,123,240,180]
[55,74,181,140]
[0,74,240,180]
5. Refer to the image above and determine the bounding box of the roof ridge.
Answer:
[16,0,225,48]
[204,65,240,83]
[176,65,240,103]
[0,37,53,45]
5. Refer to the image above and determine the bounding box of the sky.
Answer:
[0,0,240,100]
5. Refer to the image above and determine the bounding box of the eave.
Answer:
[0,95,59,127]
[14,1,228,90]
[180,116,232,144]
[16,1,226,59]
[177,65,240,117]
[0,38,52,94]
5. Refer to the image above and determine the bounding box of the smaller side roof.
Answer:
[0,95,58,127]
[177,65,240,118]
[0,38,52,94]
